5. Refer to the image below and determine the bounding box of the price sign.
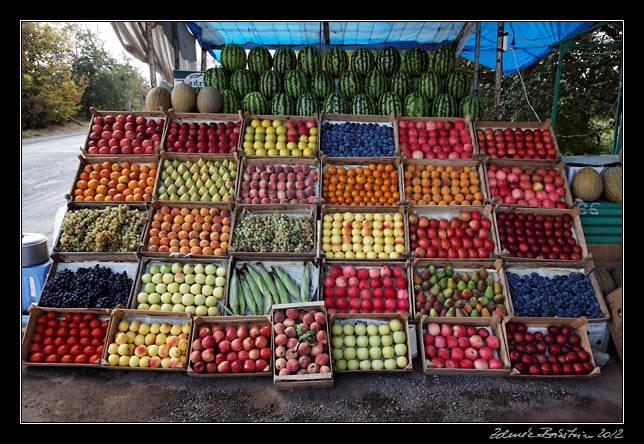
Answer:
[173,70,205,92]
[576,202,600,215]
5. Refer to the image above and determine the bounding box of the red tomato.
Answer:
[44,328,56,337]
[91,328,105,339]
[91,338,103,347]
[46,311,57,320]
[65,313,74,321]
[68,322,78,329]
[57,345,70,356]
[83,313,95,322]
[59,320,69,328]
[66,336,79,346]
[34,325,45,334]
[36,316,48,326]
[60,354,74,363]
[79,328,91,338]
[43,345,57,356]
[29,352,45,363]
[30,333,44,344]
[95,345,104,356]
[47,319,60,329]
[42,337,55,346]
[56,327,69,338]
[101,320,109,330]
[83,345,96,356]
[79,337,92,347]
[72,314,83,323]
[70,344,84,356]
[79,321,89,330]
[74,354,89,364]
[54,337,66,347]
[89,354,101,364]
[89,319,102,329]
[28,343,43,354]
[45,354,61,363]
[69,327,80,337]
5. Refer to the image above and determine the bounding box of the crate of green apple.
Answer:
[272,302,334,389]
[241,114,319,158]
[162,110,243,154]
[329,313,413,372]
[503,316,599,378]
[187,316,272,376]
[411,259,512,320]
[408,206,499,260]
[495,206,589,262]
[398,115,478,160]
[475,119,561,161]
[419,315,510,376]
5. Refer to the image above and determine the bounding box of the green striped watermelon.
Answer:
[271,92,295,116]
[220,43,247,73]
[204,67,229,90]
[284,70,309,99]
[378,91,403,116]
[248,46,272,75]
[403,46,429,77]
[446,70,471,100]
[296,92,320,116]
[376,46,401,77]
[339,70,363,100]
[322,92,349,114]
[459,95,483,119]
[351,94,376,115]
[298,45,322,76]
[259,70,282,100]
[242,91,268,115]
[432,44,456,77]
[230,69,258,99]
[324,47,349,78]
[311,70,334,100]
[389,71,413,101]
[404,92,430,117]
[351,47,374,77]
[273,46,297,76]
[417,71,441,101]
[220,89,241,114]
[364,69,388,100]
[432,93,458,117]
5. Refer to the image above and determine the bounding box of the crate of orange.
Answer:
[401,159,488,207]
[66,155,158,204]
[139,202,234,258]
[319,158,403,207]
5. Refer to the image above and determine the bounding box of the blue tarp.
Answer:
[185,21,595,76]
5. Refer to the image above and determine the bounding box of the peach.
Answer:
[250,180,259,189]
[279,368,290,376]
[241,181,250,190]
[298,355,311,369]
[284,326,297,338]
[307,362,320,374]
[274,165,283,174]
[319,365,332,373]
[278,172,286,181]
[316,330,328,344]
[287,173,296,182]
[260,172,270,180]
[261,198,270,204]
[275,345,287,358]
[286,182,295,191]
[314,312,327,325]
[251,198,261,204]
[259,180,268,189]
[315,353,330,366]
[251,172,260,181]
[275,357,287,370]
[309,322,321,331]
[285,308,300,320]
[277,182,286,191]
[297,342,311,356]
[310,342,325,357]
[286,358,300,373]
[274,334,288,346]
[302,312,315,326]
[273,310,285,324]
[283,317,295,327]
[286,337,298,350]
[295,180,305,190]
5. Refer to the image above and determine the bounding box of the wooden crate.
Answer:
[319,113,398,158]
[474,119,561,162]
[161,110,244,155]
[397,115,479,160]
[239,113,319,158]
[606,288,622,362]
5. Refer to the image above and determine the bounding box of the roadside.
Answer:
[22,120,90,141]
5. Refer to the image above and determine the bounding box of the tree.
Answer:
[21,23,86,129]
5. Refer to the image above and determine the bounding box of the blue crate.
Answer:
[22,259,53,319]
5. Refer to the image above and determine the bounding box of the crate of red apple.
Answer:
[398,116,477,159]
[475,119,561,161]
[162,110,243,154]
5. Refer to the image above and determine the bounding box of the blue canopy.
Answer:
[185,21,594,76]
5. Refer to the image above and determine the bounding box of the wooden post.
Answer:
[201,47,208,71]
[173,22,180,70]
[473,22,481,96]
[146,22,157,88]
[494,22,504,120]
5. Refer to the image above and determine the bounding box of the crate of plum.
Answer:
[494,207,589,262]
[155,154,238,204]
[272,302,334,389]
[319,113,398,158]
[240,114,318,158]
[401,159,488,206]
[485,160,573,209]
[398,116,478,160]
[418,316,510,376]
[228,259,319,316]
[408,206,500,260]
[320,261,412,317]
[67,156,159,204]
[503,317,600,378]
[329,313,413,373]
[230,205,317,258]
[53,203,149,261]
[103,309,192,371]
[504,261,609,323]
[237,157,320,205]
[319,206,408,260]
[320,158,403,206]
[22,307,111,367]
[161,110,243,154]
[139,202,233,257]
[82,108,165,156]
[38,259,138,309]
[475,119,561,162]
[411,259,512,320]
[187,316,273,377]
[129,257,230,316]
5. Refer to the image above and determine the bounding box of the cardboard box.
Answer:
[473,119,561,162]
[397,115,479,159]
[21,306,111,367]
[240,113,319,158]
[161,110,244,154]
[328,312,414,373]
[418,315,511,377]
[606,288,622,362]
[272,301,334,389]
[186,315,273,377]
[503,316,601,379]
[319,113,399,158]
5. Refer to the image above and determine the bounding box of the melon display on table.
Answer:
[196,87,223,113]
[571,167,603,202]
[171,83,197,113]
[146,87,171,112]
[602,166,622,203]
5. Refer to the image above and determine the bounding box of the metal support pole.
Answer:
[146,22,157,88]
[173,22,180,70]
[201,47,208,71]
[473,22,481,96]
[612,57,623,154]
[550,42,569,130]
[493,22,504,120]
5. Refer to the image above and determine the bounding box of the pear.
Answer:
[486,302,496,313]
[169,193,179,201]
[456,308,468,317]
[215,179,224,189]
[413,272,423,286]
[462,289,473,300]
[452,290,462,301]
[478,296,489,307]
[200,193,212,202]
[177,164,186,174]
[426,294,436,305]
[172,159,181,168]
[195,179,205,189]
[437,293,445,304]
[493,282,503,295]
[167,184,177,195]
[429,308,439,317]
[229,169,237,179]
[439,279,447,290]
[157,185,167,196]
[445,307,455,317]
[163,159,172,169]
[436,271,445,280]
[190,193,201,202]
[486,275,495,286]
[166,164,175,174]
[470,308,480,317]
[220,159,228,167]
[493,294,505,304]
[481,307,491,317]
[211,171,221,181]
[163,177,173,187]
[442,288,453,298]
[185,160,194,168]
[454,299,465,308]
[177,185,188,196]
[209,185,219,196]
[185,178,195,188]
[197,158,205,168]
[179,193,190,201]
[430,275,438,285]
[470,271,480,282]
[218,167,227,176]
[201,172,210,183]
[445,265,454,277]
[212,193,222,202]
[218,187,227,197]
[428,265,436,275]
[469,297,478,308]
[175,177,185,187]
[188,185,198,195]
[467,280,476,290]
[479,268,488,280]
[439,308,448,317]
[204,179,215,189]
[209,164,218,175]
[444,299,454,309]
[223,194,234,202]
[421,281,430,291]
[464,304,472,314]
[457,280,466,291]
[447,278,456,290]
[484,285,494,299]
[461,272,470,283]
[494,307,506,317]
[477,280,486,292]
[198,186,209,196]
[158,193,169,200]
[182,171,192,181]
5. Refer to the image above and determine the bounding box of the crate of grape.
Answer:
[67,156,158,203]
[328,313,413,373]
[155,154,238,204]
[22,307,111,367]
[240,114,318,158]
[161,110,243,154]
[494,207,589,262]
[401,159,488,206]
[319,113,398,158]
[475,119,561,162]
[53,203,149,261]
[398,116,478,160]
[408,206,500,260]
[129,257,230,317]
[320,260,412,318]
[187,315,273,377]
[503,316,600,378]
[485,160,573,209]
[319,206,408,260]
[38,259,138,310]
[411,259,513,320]
[103,309,192,371]
[230,204,317,258]
[320,158,403,207]
[237,157,320,205]
[82,108,165,156]
[418,315,511,376]
[228,259,319,317]
[272,302,334,389]
[139,202,233,257]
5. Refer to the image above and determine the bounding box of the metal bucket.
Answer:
[22,233,50,267]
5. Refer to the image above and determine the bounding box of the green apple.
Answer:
[356,335,369,348]
[159,264,172,274]
[149,265,160,275]
[396,355,409,369]
[194,294,206,306]
[356,347,370,361]
[346,359,360,371]
[181,293,195,306]
[368,335,381,347]
[384,358,397,370]
[213,287,224,299]
[215,276,226,287]
[174,273,185,283]
[354,323,367,336]
[371,359,384,370]
[205,296,217,307]
[343,335,356,348]
[359,360,372,370]
[343,347,356,360]
[148,292,162,305]
[394,343,407,357]
[193,263,205,274]
[216,266,226,277]
[393,331,407,344]
[179,283,191,294]
[342,324,355,336]
[331,324,344,336]
[183,264,194,275]
[366,324,379,336]
[195,305,208,316]
[201,285,214,296]
[332,336,345,349]
[171,293,183,304]
[184,305,196,314]
[335,359,347,371]
[332,348,344,361]
[172,304,185,313]
[382,346,395,359]
[369,346,382,360]
[171,263,183,274]
[148,304,160,311]
[141,273,152,284]
[207,306,219,316]
[184,274,195,285]
[149,323,160,334]
[161,304,173,312]
[205,275,216,286]
[166,282,179,294]
[160,293,172,304]
[378,324,391,336]
[204,264,218,275]
[389,319,403,332]
[155,283,167,294]
[195,273,206,285]
[137,292,148,304]
[162,273,174,284]
[190,283,202,295]
[151,273,163,284]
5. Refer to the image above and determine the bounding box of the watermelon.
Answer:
[389,71,413,101]
[298,45,322,76]
[242,91,268,115]
[432,93,458,117]
[324,47,349,78]
[284,70,309,99]
[220,43,247,73]
[364,69,388,100]
[446,70,471,100]
[311,70,334,100]
[459,95,483,119]
[203,67,229,91]
[352,93,376,115]
[351,47,375,77]
[248,46,272,75]
[417,71,441,102]
[273,46,297,76]
[403,92,429,117]
[376,46,401,77]
[259,70,282,100]
[271,92,295,116]
[339,70,363,100]
[403,46,429,77]
[296,92,320,116]
[322,92,349,114]
[432,44,456,77]
[378,92,402,116]
[230,69,258,99]
[220,89,241,114]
